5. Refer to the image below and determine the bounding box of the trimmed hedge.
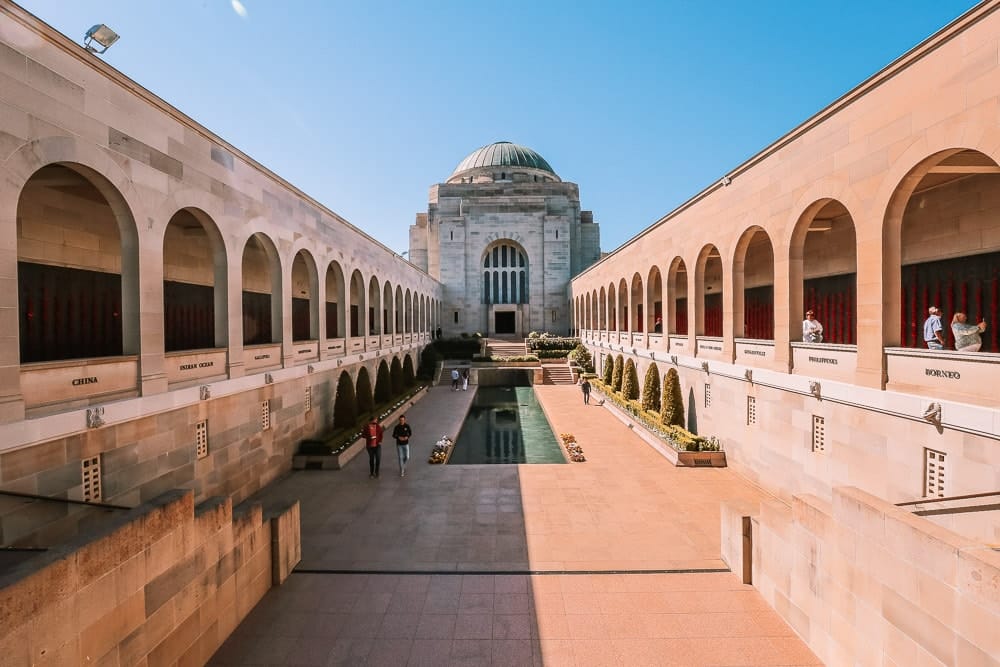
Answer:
[661,367,685,427]
[569,344,594,373]
[526,337,581,350]
[390,357,403,395]
[611,354,624,392]
[403,355,416,386]
[356,367,374,417]
[536,350,572,359]
[621,358,639,400]
[374,362,392,403]
[602,355,614,385]
[642,362,660,412]
[333,372,357,428]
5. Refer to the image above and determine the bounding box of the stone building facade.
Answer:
[410,142,600,336]
[0,4,440,515]
[570,3,1000,663]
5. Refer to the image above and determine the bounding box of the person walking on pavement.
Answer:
[451,368,460,391]
[462,367,470,391]
[392,415,412,477]
[580,377,591,405]
[364,415,384,478]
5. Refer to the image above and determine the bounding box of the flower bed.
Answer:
[560,433,586,462]
[591,382,726,467]
[427,435,454,464]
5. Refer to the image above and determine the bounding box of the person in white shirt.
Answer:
[802,310,824,343]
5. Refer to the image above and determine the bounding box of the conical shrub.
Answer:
[642,362,661,412]
[356,368,374,416]
[602,355,614,385]
[403,355,416,386]
[374,361,391,403]
[622,358,639,400]
[611,354,624,392]
[660,367,685,427]
[333,371,357,428]
[390,357,403,396]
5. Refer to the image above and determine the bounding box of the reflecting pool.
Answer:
[448,386,565,464]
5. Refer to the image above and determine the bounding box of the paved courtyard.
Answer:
[209,384,820,666]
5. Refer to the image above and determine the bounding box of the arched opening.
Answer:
[607,283,617,331]
[668,257,688,335]
[599,286,607,330]
[367,276,381,336]
[789,200,859,346]
[647,266,663,333]
[325,261,345,338]
[889,149,999,351]
[630,273,644,332]
[394,285,403,334]
[591,290,598,330]
[618,279,629,332]
[695,245,723,336]
[348,270,365,337]
[404,290,412,333]
[418,294,426,333]
[291,250,318,341]
[383,282,393,334]
[482,240,529,304]
[734,228,775,340]
[162,208,226,352]
[241,233,281,346]
[17,163,138,363]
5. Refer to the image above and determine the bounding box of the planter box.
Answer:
[594,388,726,468]
[292,386,429,471]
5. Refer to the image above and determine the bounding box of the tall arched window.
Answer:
[482,241,528,304]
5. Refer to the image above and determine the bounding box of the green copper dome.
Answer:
[450,141,556,179]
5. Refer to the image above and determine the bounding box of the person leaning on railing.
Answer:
[950,312,988,352]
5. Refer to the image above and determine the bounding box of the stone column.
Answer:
[0,193,25,423]
[136,235,167,395]
[225,239,245,379]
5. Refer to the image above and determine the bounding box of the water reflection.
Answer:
[448,386,565,464]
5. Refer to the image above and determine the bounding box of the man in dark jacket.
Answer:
[365,416,384,478]
[392,415,413,477]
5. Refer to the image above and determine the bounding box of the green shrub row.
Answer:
[591,378,719,452]
[472,354,540,362]
[526,337,581,350]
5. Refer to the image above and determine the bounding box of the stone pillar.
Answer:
[136,236,167,395]
[722,254,736,363]
[226,239,245,379]
[0,195,25,423]
[773,251,793,372]
[856,222,885,388]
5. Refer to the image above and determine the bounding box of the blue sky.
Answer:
[18,0,981,256]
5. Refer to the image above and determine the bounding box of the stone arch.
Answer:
[290,247,319,341]
[367,275,381,336]
[394,285,404,334]
[383,280,394,334]
[884,147,1000,350]
[240,231,282,346]
[404,289,412,333]
[482,239,529,305]
[694,244,723,336]
[325,260,346,338]
[14,161,142,363]
[599,286,607,330]
[647,265,663,333]
[630,272,644,333]
[667,256,688,335]
[788,199,858,345]
[161,206,228,351]
[733,226,775,340]
[348,269,365,337]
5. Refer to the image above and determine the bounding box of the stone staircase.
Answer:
[542,364,576,385]
[486,338,527,358]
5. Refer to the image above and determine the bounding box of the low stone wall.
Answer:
[0,489,300,665]
[724,486,1000,665]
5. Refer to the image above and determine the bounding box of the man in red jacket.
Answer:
[364,416,384,478]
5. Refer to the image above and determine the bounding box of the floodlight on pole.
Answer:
[84,24,119,54]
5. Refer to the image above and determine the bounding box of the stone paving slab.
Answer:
[209,382,821,665]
